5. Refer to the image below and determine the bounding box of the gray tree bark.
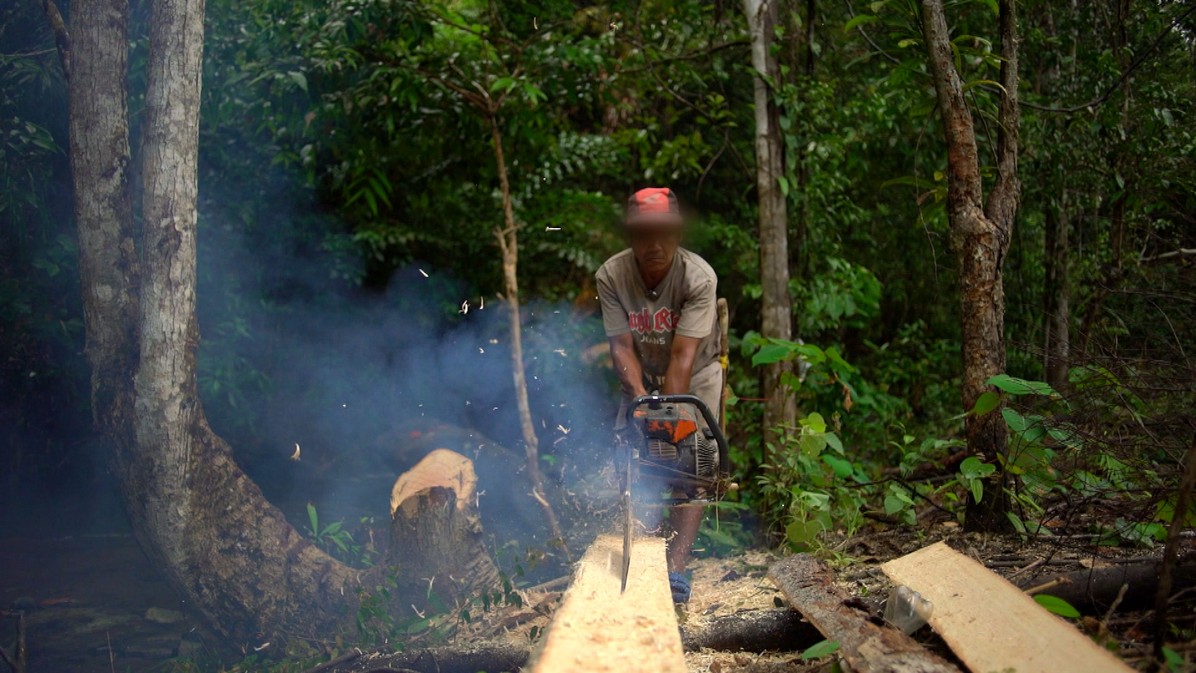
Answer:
[743,0,797,452]
[65,0,378,647]
[921,0,1021,532]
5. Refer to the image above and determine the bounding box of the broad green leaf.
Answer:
[824,432,844,454]
[1034,594,1081,619]
[884,494,907,515]
[306,503,318,533]
[987,374,1057,397]
[800,412,827,433]
[489,76,516,93]
[972,391,1001,415]
[799,432,827,457]
[752,343,793,366]
[287,71,308,92]
[844,14,878,32]
[823,453,853,478]
[1001,407,1030,432]
[969,477,983,503]
[960,456,995,480]
[801,639,840,660]
[785,519,823,550]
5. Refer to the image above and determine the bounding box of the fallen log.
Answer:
[348,641,531,673]
[1017,559,1196,614]
[883,541,1133,673]
[388,449,499,608]
[325,606,826,673]
[681,608,820,652]
[527,534,686,673]
[769,555,960,673]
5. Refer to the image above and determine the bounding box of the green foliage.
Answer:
[801,639,841,660]
[1033,594,1081,619]
[304,504,372,565]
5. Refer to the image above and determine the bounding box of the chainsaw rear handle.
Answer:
[626,393,730,477]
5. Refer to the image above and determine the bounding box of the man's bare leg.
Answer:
[666,503,704,573]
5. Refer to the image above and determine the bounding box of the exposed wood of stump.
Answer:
[528,534,686,673]
[884,541,1133,673]
[770,555,960,673]
[389,449,499,607]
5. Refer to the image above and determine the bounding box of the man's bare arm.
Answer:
[609,333,648,398]
[663,334,701,395]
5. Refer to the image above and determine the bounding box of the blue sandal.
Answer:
[668,571,692,604]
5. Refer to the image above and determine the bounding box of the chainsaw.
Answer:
[617,393,732,592]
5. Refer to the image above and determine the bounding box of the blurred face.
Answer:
[629,226,682,279]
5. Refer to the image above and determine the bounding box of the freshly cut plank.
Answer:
[882,542,1134,673]
[529,534,686,673]
[769,555,960,673]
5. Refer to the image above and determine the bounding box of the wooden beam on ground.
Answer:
[882,542,1134,673]
[769,555,960,673]
[528,534,686,673]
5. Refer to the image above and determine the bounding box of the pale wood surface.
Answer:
[882,541,1134,673]
[530,534,686,673]
[770,555,960,673]
[389,448,477,516]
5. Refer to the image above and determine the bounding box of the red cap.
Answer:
[624,187,684,227]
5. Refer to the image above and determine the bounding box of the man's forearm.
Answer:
[663,334,701,395]
[610,338,648,397]
[662,359,694,396]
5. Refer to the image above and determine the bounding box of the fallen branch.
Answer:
[300,648,363,673]
[352,641,531,673]
[770,555,960,673]
[681,608,820,652]
[1017,559,1196,614]
[328,606,826,672]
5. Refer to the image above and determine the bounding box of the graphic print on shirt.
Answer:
[629,306,679,345]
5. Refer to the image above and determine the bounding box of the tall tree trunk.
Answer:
[921,0,1021,532]
[65,0,139,438]
[743,0,797,451]
[487,111,567,554]
[1043,203,1070,391]
[67,0,371,646]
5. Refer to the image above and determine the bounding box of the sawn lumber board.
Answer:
[769,554,960,673]
[882,541,1134,673]
[529,534,686,673]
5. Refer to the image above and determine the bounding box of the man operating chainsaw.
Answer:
[596,187,722,604]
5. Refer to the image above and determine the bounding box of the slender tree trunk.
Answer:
[921,0,1020,532]
[743,0,797,451]
[1043,203,1070,390]
[487,111,567,554]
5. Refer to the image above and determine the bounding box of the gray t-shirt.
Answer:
[596,248,721,387]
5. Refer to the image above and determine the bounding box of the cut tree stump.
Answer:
[769,555,960,673]
[388,449,499,607]
[528,534,686,673]
[882,542,1134,673]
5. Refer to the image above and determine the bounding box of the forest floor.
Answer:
[2,520,1193,672]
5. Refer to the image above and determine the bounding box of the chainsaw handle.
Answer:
[626,394,730,477]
